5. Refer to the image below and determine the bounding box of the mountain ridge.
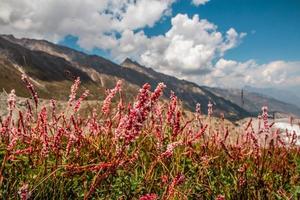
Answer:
[0,34,280,120]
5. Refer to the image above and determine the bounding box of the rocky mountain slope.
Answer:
[0,34,251,120]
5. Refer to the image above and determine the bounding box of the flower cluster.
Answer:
[0,76,298,199]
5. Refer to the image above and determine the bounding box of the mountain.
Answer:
[0,34,251,120]
[208,87,300,117]
[243,86,300,108]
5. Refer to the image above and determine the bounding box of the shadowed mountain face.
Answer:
[0,34,252,120]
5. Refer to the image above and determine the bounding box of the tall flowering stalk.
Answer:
[74,90,89,112]
[21,74,38,109]
[7,89,16,115]
[150,82,166,105]
[261,106,269,132]
[68,77,80,107]
[153,104,164,148]
[50,99,57,123]
[102,80,122,115]
[160,141,183,159]
[167,91,177,124]
[195,103,203,127]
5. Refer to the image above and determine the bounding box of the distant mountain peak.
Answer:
[121,58,146,69]
[121,58,155,78]
[122,57,136,64]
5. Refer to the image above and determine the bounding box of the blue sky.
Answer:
[60,0,300,64]
[173,0,300,64]
[1,0,299,91]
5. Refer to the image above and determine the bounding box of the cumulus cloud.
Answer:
[195,59,300,89]
[191,0,210,6]
[0,0,174,49]
[129,14,245,77]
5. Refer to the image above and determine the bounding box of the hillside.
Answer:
[0,34,251,120]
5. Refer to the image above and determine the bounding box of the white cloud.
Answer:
[191,0,210,6]
[196,59,300,89]
[0,0,174,49]
[126,14,245,76]
[114,0,174,31]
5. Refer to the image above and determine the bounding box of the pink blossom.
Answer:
[161,141,182,159]
[261,106,269,132]
[139,193,158,200]
[7,89,16,114]
[102,80,122,115]
[150,82,166,105]
[18,183,30,200]
[21,74,38,108]
[14,147,33,155]
[166,173,185,198]
[167,91,177,124]
[215,194,225,200]
[68,77,81,106]
[196,103,201,115]
[74,90,89,112]
[153,104,163,148]
[172,110,181,138]
[115,83,152,144]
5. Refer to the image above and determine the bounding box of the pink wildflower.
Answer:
[166,173,185,198]
[102,80,122,115]
[18,183,30,200]
[74,90,89,112]
[215,194,225,200]
[261,106,269,132]
[172,110,181,138]
[38,107,49,158]
[167,91,177,124]
[161,141,182,159]
[139,193,158,200]
[68,77,80,106]
[153,104,163,148]
[115,83,152,144]
[161,175,169,184]
[7,89,16,114]
[196,103,201,115]
[14,147,33,156]
[21,74,38,108]
[150,82,166,105]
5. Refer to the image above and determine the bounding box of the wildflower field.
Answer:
[0,75,299,200]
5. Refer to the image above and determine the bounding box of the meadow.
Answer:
[0,75,299,199]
